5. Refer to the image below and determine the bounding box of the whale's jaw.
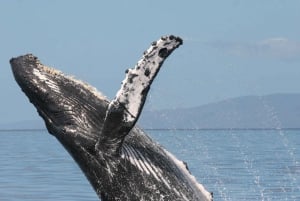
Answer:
[10,54,108,140]
[11,36,213,201]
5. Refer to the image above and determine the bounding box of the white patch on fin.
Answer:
[112,35,182,123]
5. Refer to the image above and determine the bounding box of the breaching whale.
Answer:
[10,35,213,201]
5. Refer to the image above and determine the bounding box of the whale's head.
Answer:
[10,54,108,146]
[10,54,120,194]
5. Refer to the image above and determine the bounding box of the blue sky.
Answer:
[1,1,300,124]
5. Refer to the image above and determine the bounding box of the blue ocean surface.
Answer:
[0,129,299,201]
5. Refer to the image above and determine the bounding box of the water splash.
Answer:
[259,95,300,199]
[230,131,268,201]
[199,135,231,201]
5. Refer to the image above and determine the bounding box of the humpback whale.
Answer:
[10,35,212,201]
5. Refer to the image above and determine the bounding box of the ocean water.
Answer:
[0,129,299,201]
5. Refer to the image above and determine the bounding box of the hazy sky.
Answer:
[1,1,300,124]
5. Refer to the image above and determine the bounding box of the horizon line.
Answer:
[1,127,300,132]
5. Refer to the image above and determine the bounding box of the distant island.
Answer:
[138,93,300,129]
[1,93,300,130]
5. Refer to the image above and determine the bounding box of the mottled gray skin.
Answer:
[10,35,212,201]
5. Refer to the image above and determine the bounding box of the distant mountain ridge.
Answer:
[1,93,300,130]
[138,93,300,129]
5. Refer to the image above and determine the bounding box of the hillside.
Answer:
[138,93,300,129]
[1,93,300,130]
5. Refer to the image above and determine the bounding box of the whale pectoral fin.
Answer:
[97,35,183,155]
[10,54,109,145]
